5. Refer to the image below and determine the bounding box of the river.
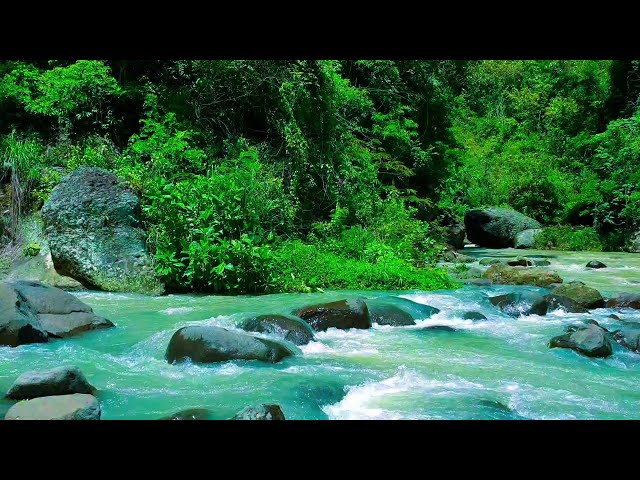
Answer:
[1,248,639,419]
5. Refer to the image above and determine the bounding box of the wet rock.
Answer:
[606,293,640,310]
[5,393,101,420]
[0,283,48,347]
[6,366,95,400]
[549,324,612,358]
[515,228,543,249]
[544,294,589,313]
[366,302,416,326]
[461,311,487,320]
[482,264,562,288]
[489,291,548,317]
[533,260,551,267]
[443,220,466,250]
[10,280,114,338]
[479,258,502,266]
[231,404,285,420]
[238,314,315,345]
[422,325,457,332]
[165,325,296,364]
[464,208,541,248]
[507,257,534,267]
[464,278,493,287]
[293,298,371,331]
[552,281,605,309]
[385,297,440,320]
[160,408,213,420]
[608,314,620,320]
[586,260,607,269]
[611,322,640,352]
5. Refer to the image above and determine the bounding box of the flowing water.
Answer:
[1,248,639,420]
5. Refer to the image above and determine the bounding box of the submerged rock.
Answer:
[231,404,285,420]
[165,325,296,364]
[422,325,457,332]
[10,280,114,338]
[606,293,640,310]
[238,314,315,345]
[489,291,548,317]
[461,311,487,320]
[0,283,48,347]
[464,208,541,248]
[544,294,589,313]
[586,260,607,269]
[611,322,640,352]
[549,324,612,358]
[5,393,101,420]
[293,298,371,331]
[552,281,605,309]
[41,167,163,295]
[515,228,543,249]
[482,264,562,288]
[6,366,95,400]
[160,408,213,420]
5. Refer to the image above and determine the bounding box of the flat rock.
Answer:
[5,393,101,420]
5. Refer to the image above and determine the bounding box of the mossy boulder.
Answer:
[464,208,541,248]
[41,167,163,295]
[544,293,589,313]
[482,264,562,287]
[552,281,604,309]
[479,258,502,266]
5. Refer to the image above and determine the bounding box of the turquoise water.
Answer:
[1,248,639,420]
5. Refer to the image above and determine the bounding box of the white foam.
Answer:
[160,307,196,315]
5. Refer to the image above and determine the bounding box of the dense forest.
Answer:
[1,60,639,294]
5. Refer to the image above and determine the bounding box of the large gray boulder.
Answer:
[5,393,101,420]
[0,283,48,347]
[166,325,296,364]
[6,366,95,400]
[515,228,543,249]
[41,167,162,295]
[549,324,612,358]
[10,280,114,338]
[237,314,315,345]
[489,291,548,317]
[465,208,541,248]
[231,404,285,420]
[293,298,372,331]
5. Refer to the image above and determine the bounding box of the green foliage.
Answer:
[533,226,604,251]
[272,240,457,292]
[22,242,41,256]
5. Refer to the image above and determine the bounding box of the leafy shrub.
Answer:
[22,242,41,256]
[533,226,603,251]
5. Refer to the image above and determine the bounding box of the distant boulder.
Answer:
[464,208,541,248]
[586,261,607,269]
[482,264,562,288]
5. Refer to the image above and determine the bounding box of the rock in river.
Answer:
[482,264,562,288]
[41,167,163,294]
[611,322,640,352]
[515,228,543,249]
[0,283,48,347]
[365,296,440,326]
[586,260,607,269]
[293,298,372,331]
[606,293,640,310]
[461,311,487,320]
[549,324,612,358]
[165,325,296,364]
[489,291,548,317]
[464,208,541,248]
[231,404,285,420]
[552,281,605,309]
[10,280,114,338]
[6,366,95,400]
[5,393,101,420]
[544,294,589,313]
[160,408,213,420]
[237,314,315,346]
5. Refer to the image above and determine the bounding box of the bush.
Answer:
[22,242,41,256]
[533,226,603,251]
[272,240,457,293]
